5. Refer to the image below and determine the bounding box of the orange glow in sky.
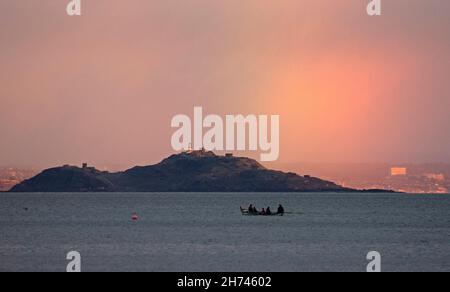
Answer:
[0,0,449,167]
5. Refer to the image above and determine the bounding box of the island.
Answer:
[9,150,391,193]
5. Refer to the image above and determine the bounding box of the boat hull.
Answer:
[240,207,284,216]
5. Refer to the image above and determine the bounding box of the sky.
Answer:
[0,0,450,168]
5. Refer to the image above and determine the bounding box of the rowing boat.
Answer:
[240,207,284,216]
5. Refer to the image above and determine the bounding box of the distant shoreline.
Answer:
[10,151,401,193]
[0,190,400,195]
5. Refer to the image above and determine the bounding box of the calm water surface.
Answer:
[0,193,449,272]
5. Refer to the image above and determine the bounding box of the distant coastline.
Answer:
[9,151,397,193]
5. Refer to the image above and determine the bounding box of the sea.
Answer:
[0,193,449,272]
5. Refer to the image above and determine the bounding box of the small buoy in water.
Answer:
[131,214,139,221]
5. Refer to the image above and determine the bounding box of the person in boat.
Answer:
[248,204,254,214]
[261,208,266,215]
[266,207,272,215]
[277,204,285,215]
